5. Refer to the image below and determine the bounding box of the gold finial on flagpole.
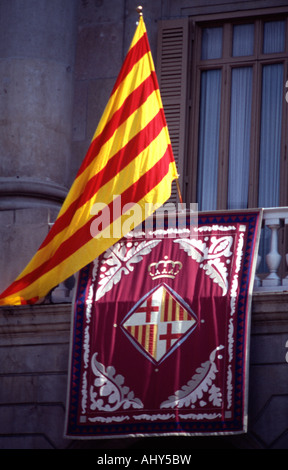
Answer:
[136,5,143,17]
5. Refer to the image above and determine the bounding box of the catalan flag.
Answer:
[0,15,178,306]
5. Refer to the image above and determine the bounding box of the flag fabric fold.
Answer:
[0,16,178,306]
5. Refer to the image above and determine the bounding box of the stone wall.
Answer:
[247,293,288,448]
[1,293,288,449]
[0,304,70,449]
[0,0,78,293]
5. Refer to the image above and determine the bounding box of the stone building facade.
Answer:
[1,0,288,449]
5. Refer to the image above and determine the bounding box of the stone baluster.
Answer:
[262,218,282,287]
[254,254,262,288]
[282,217,288,288]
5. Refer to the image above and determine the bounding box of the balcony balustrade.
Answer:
[254,207,288,292]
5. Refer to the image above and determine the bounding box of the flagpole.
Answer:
[176,178,183,205]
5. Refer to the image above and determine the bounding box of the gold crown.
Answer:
[148,256,182,280]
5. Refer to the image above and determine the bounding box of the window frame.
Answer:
[186,10,288,210]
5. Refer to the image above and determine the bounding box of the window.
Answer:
[190,16,288,211]
[157,12,288,211]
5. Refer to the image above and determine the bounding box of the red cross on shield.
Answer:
[122,284,197,363]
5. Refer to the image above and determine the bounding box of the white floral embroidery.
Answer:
[88,415,130,423]
[90,353,144,412]
[95,240,161,300]
[133,413,175,421]
[160,346,224,409]
[174,236,233,295]
[179,413,222,420]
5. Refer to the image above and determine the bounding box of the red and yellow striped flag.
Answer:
[0,16,178,306]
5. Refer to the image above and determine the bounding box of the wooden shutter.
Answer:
[157,18,189,204]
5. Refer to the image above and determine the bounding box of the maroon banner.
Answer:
[65,210,262,438]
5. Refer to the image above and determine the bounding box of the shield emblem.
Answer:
[122,284,197,363]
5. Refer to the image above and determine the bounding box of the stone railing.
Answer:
[254,207,288,292]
